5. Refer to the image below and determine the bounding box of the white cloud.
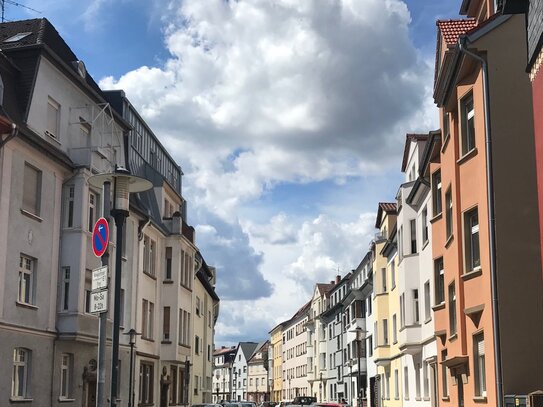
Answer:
[100,0,434,220]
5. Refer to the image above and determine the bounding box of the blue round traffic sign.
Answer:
[92,217,109,257]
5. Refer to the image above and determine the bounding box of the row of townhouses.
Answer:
[0,17,219,406]
[265,1,543,407]
[212,342,272,404]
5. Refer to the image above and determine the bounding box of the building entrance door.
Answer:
[86,381,97,407]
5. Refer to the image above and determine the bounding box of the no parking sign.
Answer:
[92,217,109,258]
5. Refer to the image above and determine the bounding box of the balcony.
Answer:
[398,324,422,355]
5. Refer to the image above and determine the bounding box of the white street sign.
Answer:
[92,266,108,291]
[90,289,108,314]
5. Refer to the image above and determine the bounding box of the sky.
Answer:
[7,0,461,344]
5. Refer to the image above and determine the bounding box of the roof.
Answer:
[248,341,270,363]
[437,19,477,47]
[316,283,334,295]
[238,342,259,361]
[401,133,428,172]
[0,18,127,127]
[214,346,237,356]
[375,202,397,229]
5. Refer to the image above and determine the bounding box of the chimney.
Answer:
[330,280,335,285]
[171,211,182,234]
[336,275,341,284]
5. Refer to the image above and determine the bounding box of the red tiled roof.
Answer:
[213,346,237,356]
[437,19,477,46]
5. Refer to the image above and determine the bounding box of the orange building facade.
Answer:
[428,1,543,406]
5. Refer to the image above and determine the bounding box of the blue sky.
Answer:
[8,0,462,344]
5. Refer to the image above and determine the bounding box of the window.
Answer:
[142,299,154,340]
[143,235,156,277]
[449,283,457,336]
[163,306,171,341]
[64,186,74,227]
[367,297,372,316]
[165,247,172,280]
[12,348,31,399]
[413,289,420,324]
[195,336,200,354]
[381,268,387,293]
[442,110,450,140]
[394,369,399,399]
[398,226,403,261]
[84,269,92,313]
[23,163,41,216]
[474,333,486,397]
[367,336,373,356]
[434,258,445,304]
[399,294,405,328]
[88,191,97,232]
[410,219,417,253]
[170,366,178,404]
[385,372,390,400]
[179,309,191,346]
[383,319,388,345]
[422,206,428,244]
[442,350,449,397]
[60,353,73,399]
[461,92,475,155]
[424,281,431,321]
[373,322,378,348]
[464,208,480,271]
[445,188,453,239]
[18,255,35,305]
[391,261,396,289]
[139,362,154,404]
[46,96,60,138]
[432,170,442,216]
[423,361,430,399]
[404,366,409,400]
[415,363,421,399]
[196,296,201,316]
[392,314,397,344]
[60,267,70,311]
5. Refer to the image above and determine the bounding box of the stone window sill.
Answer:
[445,234,454,248]
[20,209,43,222]
[432,302,446,312]
[10,398,34,403]
[59,398,76,403]
[448,333,458,342]
[457,147,478,165]
[473,396,487,403]
[462,267,482,281]
[430,212,443,224]
[16,301,38,310]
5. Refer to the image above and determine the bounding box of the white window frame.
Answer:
[64,186,75,228]
[22,163,41,216]
[474,333,486,397]
[60,266,70,311]
[46,96,60,139]
[18,255,35,305]
[12,348,30,399]
[413,289,420,324]
[59,353,73,399]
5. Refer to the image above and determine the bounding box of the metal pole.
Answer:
[96,181,111,407]
[110,206,127,407]
[357,339,361,407]
[128,341,134,407]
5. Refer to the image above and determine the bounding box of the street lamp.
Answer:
[124,329,141,407]
[89,167,152,407]
[216,369,221,403]
[319,372,323,402]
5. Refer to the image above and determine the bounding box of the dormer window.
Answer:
[4,32,31,43]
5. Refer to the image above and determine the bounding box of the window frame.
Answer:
[22,163,42,217]
[12,348,31,399]
[139,361,154,404]
[18,254,36,306]
[445,187,453,240]
[460,91,476,156]
[464,207,481,272]
[448,283,457,337]
[46,96,60,139]
[432,170,442,216]
[59,353,73,400]
[473,332,486,397]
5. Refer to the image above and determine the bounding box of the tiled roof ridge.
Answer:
[437,18,478,46]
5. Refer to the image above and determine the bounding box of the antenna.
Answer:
[1,0,42,22]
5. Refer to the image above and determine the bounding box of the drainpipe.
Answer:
[0,122,18,149]
[458,36,503,407]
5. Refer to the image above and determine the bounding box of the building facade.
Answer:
[213,346,237,403]
[247,341,271,403]
[232,342,259,401]
[432,2,543,405]
[269,324,284,402]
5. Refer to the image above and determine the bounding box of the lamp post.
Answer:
[216,369,221,403]
[319,372,323,402]
[89,167,152,407]
[124,329,141,407]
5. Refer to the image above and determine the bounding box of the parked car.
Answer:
[290,397,317,407]
[192,404,222,407]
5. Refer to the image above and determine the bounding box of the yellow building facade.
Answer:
[373,203,403,406]
[270,323,284,402]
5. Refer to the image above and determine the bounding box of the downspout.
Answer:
[458,36,503,407]
[0,122,17,149]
